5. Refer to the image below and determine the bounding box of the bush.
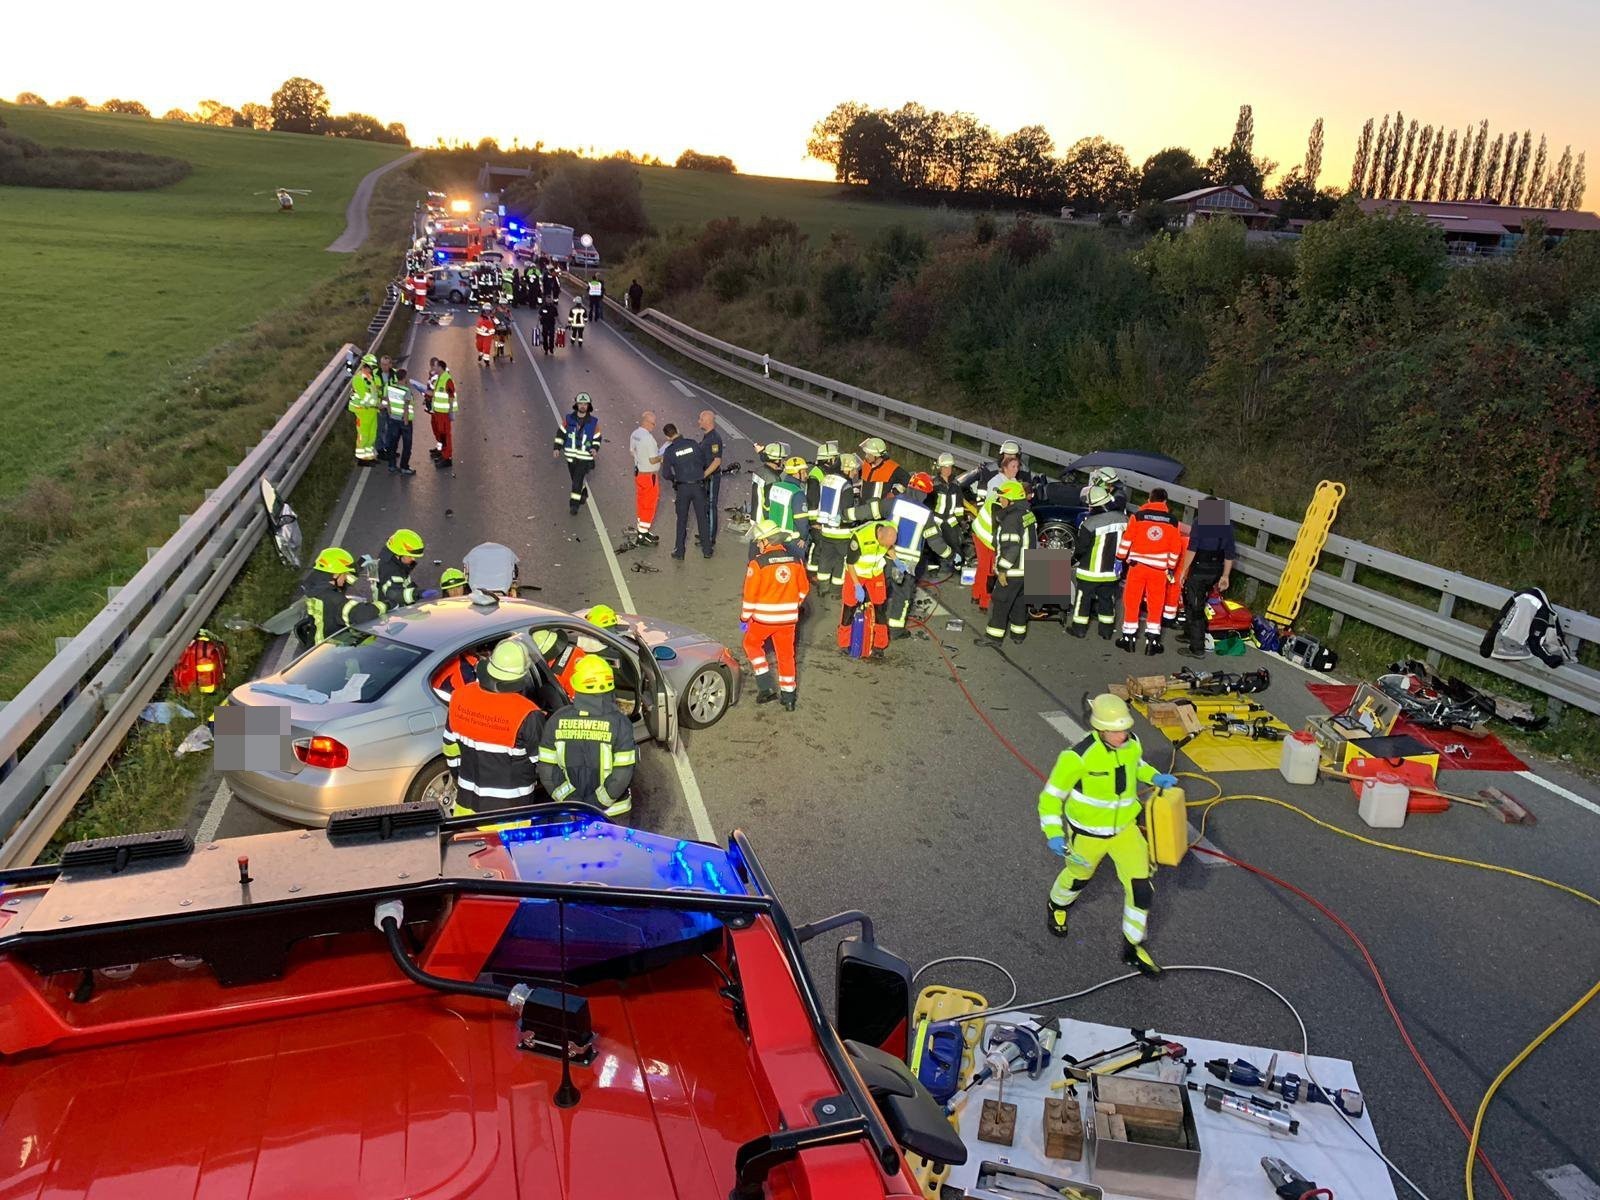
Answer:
[1295,200,1446,305]
[816,260,879,338]
[706,253,755,301]
[1000,217,1053,264]
[0,131,190,190]
[675,149,737,173]
[973,212,997,244]
[1138,218,1291,305]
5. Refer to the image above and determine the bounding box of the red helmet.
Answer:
[908,471,934,494]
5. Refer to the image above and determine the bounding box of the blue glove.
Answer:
[419,589,441,601]
[739,621,749,633]
[1046,835,1066,856]
[1152,773,1178,789]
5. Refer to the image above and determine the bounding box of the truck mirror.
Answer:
[836,937,912,1061]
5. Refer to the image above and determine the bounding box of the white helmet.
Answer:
[999,440,1021,457]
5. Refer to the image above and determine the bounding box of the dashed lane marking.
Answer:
[1537,1165,1600,1200]
[1516,769,1600,818]
[515,318,717,843]
[670,379,694,397]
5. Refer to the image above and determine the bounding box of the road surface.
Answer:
[193,287,1600,1200]
[326,151,418,253]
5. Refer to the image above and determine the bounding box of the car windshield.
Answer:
[275,629,426,702]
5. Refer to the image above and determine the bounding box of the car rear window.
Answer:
[278,630,426,702]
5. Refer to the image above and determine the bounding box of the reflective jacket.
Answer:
[431,370,456,415]
[846,526,890,579]
[382,382,414,422]
[860,458,909,501]
[444,682,545,810]
[1117,502,1181,572]
[348,371,379,414]
[1038,732,1158,839]
[555,411,601,461]
[1075,510,1129,582]
[931,476,965,522]
[375,548,417,610]
[993,501,1037,575]
[568,304,587,329]
[764,478,806,530]
[971,486,1004,550]
[886,493,952,567]
[300,577,385,645]
[742,544,809,625]
[537,697,636,807]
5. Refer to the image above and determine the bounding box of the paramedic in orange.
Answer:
[741,520,809,710]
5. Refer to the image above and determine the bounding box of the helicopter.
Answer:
[254,187,311,212]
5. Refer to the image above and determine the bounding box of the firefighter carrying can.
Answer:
[742,519,809,710]
[537,656,637,818]
[1038,693,1178,976]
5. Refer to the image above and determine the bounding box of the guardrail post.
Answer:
[1425,594,1456,668]
[1244,528,1272,605]
[1326,559,1359,640]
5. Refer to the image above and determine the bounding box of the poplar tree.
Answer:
[1569,153,1587,210]
[1423,128,1445,200]
[1349,118,1374,194]
[1498,132,1519,203]
[1367,114,1391,196]
[1304,117,1324,187]
[1398,120,1419,194]
[1548,145,1574,209]
[1439,129,1460,200]
[1466,120,1489,198]
[1408,125,1433,199]
[1527,135,1548,207]
[1483,133,1504,202]
[1508,131,1533,205]
[1379,109,1404,196]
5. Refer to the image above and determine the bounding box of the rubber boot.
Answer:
[1069,624,1088,639]
[1122,939,1160,976]
[780,692,797,712]
[1047,900,1070,938]
[1115,633,1136,652]
[754,673,778,705]
[1144,636,1165,656]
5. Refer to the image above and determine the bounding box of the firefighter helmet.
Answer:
[1087,485,1114,508]
[760,441,786,463]
[999,440,1021,457]
[839,452,861,474]
[750,518,782,543]
[859,437,887,458]
[587,603,620,628]
[386,528,425,557]
[361,353,378,366]
[1089,467,1120,489]
[532,629,560,656]
[570,655,615,695]
[936,453,956,469]
[908,471,934,493]
[313,547,355,576]
[439,567,467,590]
[485,637,533,685]
[783,456,808,477]
[1088,693,1135,733]
[996,480,1028,502]
[574,391,592,408]
[816,441,840,463]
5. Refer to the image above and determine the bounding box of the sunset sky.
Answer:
[12,0,1597,188]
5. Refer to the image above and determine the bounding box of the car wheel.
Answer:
[680,666,731,730]
[405,756,456,813]
[1038,521,1075,551]
[449,288,465,304]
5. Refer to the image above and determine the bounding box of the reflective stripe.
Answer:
[551,780,575,800]
[1125,552,1174,568]
[1069,790,1138,811]
[1039,814,1064,830]
[614,749,637,766]
[1043,782,1070,801]
[1070,818,1125,836]
[456,778,538,799]
[450,733,529,756]
[537,746,559,763]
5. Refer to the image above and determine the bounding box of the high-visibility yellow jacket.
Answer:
[1037,733,1158,838]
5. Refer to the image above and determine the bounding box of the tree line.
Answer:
[10,81,409,146]
[806,100,1299,213]
[1348,112,1586,209]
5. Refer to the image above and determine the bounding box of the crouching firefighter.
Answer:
[297,547,386,648]
[443,637,546,820]
[1038,693,1178,976]
[537,657,637,818]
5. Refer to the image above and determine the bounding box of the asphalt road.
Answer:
[325,151,418,253]
[195,288,1600,1200]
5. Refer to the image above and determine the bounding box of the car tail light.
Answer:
[293,735,349,769]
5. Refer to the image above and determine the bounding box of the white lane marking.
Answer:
[670,379,694,397]
[1037,709,1231,867]
[197,780,231,843]
[1538,1165,1600,1200]
[1516,770,1600,818]
[514,319,717,843]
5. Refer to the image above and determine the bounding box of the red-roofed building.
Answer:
[1357,198,1600,256]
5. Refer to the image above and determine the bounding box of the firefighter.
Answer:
[1071,484,1128,638]
[298,547,385,647]
[553,393,601,515]
[1116,488,1182,654]
[857,437,909,501]
[970,450,1022,610]
[492,302,514,363]
[838,520,893,661]
[883,472,952,636]
[538,295,559,355]
[567,296,587,347]
[982,480,1037,647]
[930,453,966,567]
[809,451,858,596]
[533,628,588,699]
[474,304,496,366]
[742,519,809,710]
[1038,693,1178,976]
[410,266,430,316]
[439,567,468,597]
[748,441,788,521]
[348,355,380,465]
[499,269,514,308]
[376,528,425,609]
[443,637,546,817]
[428,358,456,468]
[537,657,637,818]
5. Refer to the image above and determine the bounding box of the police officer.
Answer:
[660,422,712,560]
[376,528,425,609]
[298,548,385,647]
[697,410,725,548]
[538,295,558,355]
[537,657,637,818]
[1038,693,1178,976]
[443,637,546,818]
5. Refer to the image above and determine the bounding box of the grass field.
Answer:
[0,104,406,500]
[0,105,414,700]
[630,163,975,243]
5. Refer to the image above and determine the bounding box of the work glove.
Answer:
[1046,835,1067,856]
[1152,773,1179,789]
[419,589,441,601]
[739,621,749,633]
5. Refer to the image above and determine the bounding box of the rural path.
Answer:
[195,289,1600,1200]
[326,151,418,253]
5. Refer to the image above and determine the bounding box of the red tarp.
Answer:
[1306,683,1528,772]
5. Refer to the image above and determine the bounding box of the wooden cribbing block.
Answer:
[1095,1077,1184,1131]
[978,1099,1017,1146]
[1043,1097,1083,1160]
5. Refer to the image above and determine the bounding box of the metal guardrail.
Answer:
[599,290,1600,718]
[0,290,402,867]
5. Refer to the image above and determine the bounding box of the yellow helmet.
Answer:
[532,629,560,656]
[386,528,425,557]
[749,518,782,543]
[485,637,533,684]
[1088,693,1134,733]
[783,456,808,477]
[314,547,355,575]
[996,480,1028,502]
[570,655,615,695]
[936,453,956,469]
[587,603,620,628]
[859,437,887,458]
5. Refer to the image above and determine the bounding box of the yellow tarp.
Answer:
[1132,695,1293,773]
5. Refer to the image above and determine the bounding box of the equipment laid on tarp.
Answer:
[1481,586,1574,667]
[1263,480,1345,629]
[1307,683,1529,773]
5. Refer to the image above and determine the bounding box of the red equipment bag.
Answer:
[172,630,228,696]
[1206,595,1255,632]
[556,328,567,348]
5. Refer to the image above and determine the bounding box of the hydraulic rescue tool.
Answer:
[1261,1155,1328,1199]
[1173,667,1271,696]
[945,1018,1060,1112]
[1207,713,1288,741]
[1058,1029,1189,1082]
[1204,1058,1363,1115]
[1189,1081,1299,1135]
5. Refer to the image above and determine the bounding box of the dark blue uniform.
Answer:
[661,435,712,559]
[700,426,726,545]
